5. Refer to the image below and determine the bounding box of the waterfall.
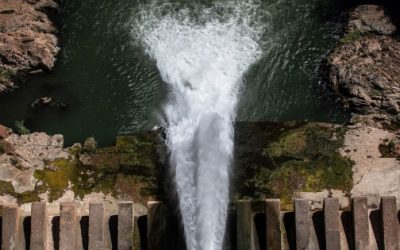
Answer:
[133,1,265,249]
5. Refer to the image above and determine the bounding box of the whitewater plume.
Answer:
[133,1,265,249]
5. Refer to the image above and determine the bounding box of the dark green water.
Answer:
[0,0,348,146]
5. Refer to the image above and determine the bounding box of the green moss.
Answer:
[234,123,353,210]
[34,159,77,201]
[116,135,153,153]
[18,191,40,204]
[30,133,164,202]
[15,120,30,135]
[339,30,362,44]
[0,181,16,195]
[0,180,41,204]
[264,128,306,158]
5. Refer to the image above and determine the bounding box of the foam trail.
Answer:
[133,1,265,249]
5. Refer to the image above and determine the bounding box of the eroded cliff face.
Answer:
[0,0,60,93]
[325,5,400,126]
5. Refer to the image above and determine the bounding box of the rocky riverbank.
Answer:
[325,4,400,126]
[0,0,400,213]
[1,121,400,211]
[0,0,60,93]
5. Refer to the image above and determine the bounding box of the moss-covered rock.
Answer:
[233,122,353,210]
[33,131,166,203]
[1,123,353,208]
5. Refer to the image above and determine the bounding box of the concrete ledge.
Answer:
[324,198,340,250]
[2,204,19,250]
[30,202,48,250]
[352,197,369,250]
[295,199,311,250]
[266,199,281,250]
[118,202,134,250]
[60,202,77,250]
[381,196,399,250]
[88,203,105,250]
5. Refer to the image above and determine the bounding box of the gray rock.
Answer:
[5,132,69,169]
[12,169,36,193]
[0,161,21,182]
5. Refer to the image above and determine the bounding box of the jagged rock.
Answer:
[348,5,397,35]
[325,5,400,126]
[5,132,69,169]
[0,0,60,93]
[327,33,400,123]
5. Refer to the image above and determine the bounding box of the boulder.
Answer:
[0,0,60,93]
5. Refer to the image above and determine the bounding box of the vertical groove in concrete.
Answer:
[237,200,253,250]
[352,197,369,250]
[60,202,77,250]
[30,202,48,250]
[265,199,281,250]
[118,202,134,250]
[89,203,105,250]
[147,201,165,250]
[295,199,311,250]
[324,198,340,250]
[381,196,399,250]
[2,204,20,250]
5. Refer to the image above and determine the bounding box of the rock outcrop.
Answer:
[0,125,164,204]
[0,0,60,93]
[0,121,399,210]
[0,129,68,194]
[325,5,400,125]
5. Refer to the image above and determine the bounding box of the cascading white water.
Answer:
[133,1,265,249]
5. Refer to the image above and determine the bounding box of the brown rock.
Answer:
[327,35,400,122]
[0,124,12,139]
[325,5,400,127]
[0,0,60,93]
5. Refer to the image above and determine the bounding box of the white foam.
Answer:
[133,1,265,249]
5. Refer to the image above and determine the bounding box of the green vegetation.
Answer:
[234,123,353,210]
[15,120,30,135]
[0,124,353,208]
[33,133,164,203]
[339,30,362,45]
[0,180,41,204]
